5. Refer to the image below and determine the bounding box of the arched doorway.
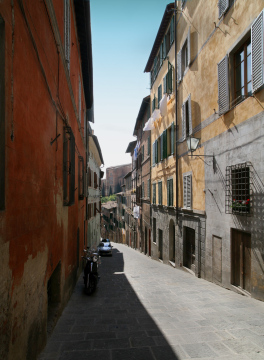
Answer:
[169,219,175,263]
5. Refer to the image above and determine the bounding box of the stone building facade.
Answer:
[104,164,131,196]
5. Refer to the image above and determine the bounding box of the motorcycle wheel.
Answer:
[85,275,96,295]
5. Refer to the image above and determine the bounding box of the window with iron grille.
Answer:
[225,162,251,215]
[63,126,75,206]
[78,156,84,200]
[158,181,162,205]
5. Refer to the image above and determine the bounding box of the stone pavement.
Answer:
[38,243,264,360]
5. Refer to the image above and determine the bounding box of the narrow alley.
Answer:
[38,243,264,360]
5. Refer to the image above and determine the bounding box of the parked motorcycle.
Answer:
[82,247,100,295]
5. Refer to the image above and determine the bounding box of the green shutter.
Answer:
[152,142,155,166]
[163,75,167,95]
[164,129,167,159]
[170,16,174,45]
[155,140,158,164]
[171,123,174,155]
[160,134,163,161]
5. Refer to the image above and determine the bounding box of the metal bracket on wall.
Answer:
[50,133,61,145]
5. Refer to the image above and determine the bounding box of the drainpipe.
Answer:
[174,0,179,225]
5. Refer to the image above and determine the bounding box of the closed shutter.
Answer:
[142,182,144,198]
[218,0,229,19]
[188,94,192,135]
[158,182,162,205]
[252,10,264,93]
[170,16,174,45]
[148,136,150,155]
[163,38,166,58]
[168,62,173,93]
[160,44,163,64]
[155,140,158,164]
[158,85,162,107]
[167,179,170,206]
[163,75,167,95]
[148,179,150,198]
[187,27,191,67]
[142,145,144,162]
[218,55,229,115]
[171,122,174,155]
[177,50,182,82]
[170,179,173,206]
[183,174,192,209]
[160,135,163,161]
[164,129,167,159]
[182,103,186,140]
[152,142,155,166]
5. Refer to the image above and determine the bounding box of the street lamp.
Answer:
[187,135,215,169]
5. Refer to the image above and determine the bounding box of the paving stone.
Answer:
[38,244,264,360]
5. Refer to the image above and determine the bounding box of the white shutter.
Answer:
[182,103,186,140]
[252,10,264,93]
[218,55,229,115]
[218,0,229,19]
[177,50,182,82]
[188,94,192,135]
[187,27,191,67]
[183,174,192,209]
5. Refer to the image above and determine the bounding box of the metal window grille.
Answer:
[225,162,252,215]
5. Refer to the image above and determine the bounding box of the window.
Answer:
[234,39,252,105]
[218,10,264,115]
[182,95,192,141]
[152,183,156,205]
[147,136,150,155]
[94,202,97,217]
[177,27,190,82]
[158,84,162,108]
[0,17,5,211]
[167,178,173,207]
[226,163,251,215]
[78,75,81,123]
[147,179,150,198]
[64,0,71,71]
[183,174,192,209]
[163,62,174,94]
[63,127,75,206]
[142,145,144,162]
[142,182,145,198]
[158,182,162,205]
[78,156,84,200]
[152,95,157,112]
[94,172,97,189]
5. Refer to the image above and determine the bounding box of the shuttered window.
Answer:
[171,122,175,155]
[152,142,155,166]
[183,174,192,209]
[142,145,144,162]
[158,85,162,108]
[152,95,156,112]
[142,182,145,198]
[167,178,173,207]
[163,129,167,160]
[63,127,75,206]
[218,0,229,19]
[252,10,264,93]
[147,179,150,198]
[64,0,71,71]
[217,55,229,115]
[160,134,163,161]
[152,183,156,205]
[148,136,150,155]
[158,182,162,205]
[170,16,174,46]
[178,27,190,82]
[78,156,84,200]
[182,94,192,141]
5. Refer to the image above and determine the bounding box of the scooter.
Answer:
[82,247,100,295]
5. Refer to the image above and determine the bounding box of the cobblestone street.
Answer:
[38,243,264,360]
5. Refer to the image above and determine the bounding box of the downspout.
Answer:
[174,0,179,224]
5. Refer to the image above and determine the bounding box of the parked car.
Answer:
[98,241,112,256]
[100,238,110,243]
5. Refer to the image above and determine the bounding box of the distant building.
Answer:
[104,164,131,196]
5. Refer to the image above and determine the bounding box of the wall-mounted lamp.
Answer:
[187,136,215,169]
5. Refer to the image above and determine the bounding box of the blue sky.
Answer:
[90,0,173,172]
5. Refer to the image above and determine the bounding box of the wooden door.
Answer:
[184,227,195,269]
[231,229,251,293]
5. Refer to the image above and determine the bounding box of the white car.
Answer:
[98,240,112,256]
